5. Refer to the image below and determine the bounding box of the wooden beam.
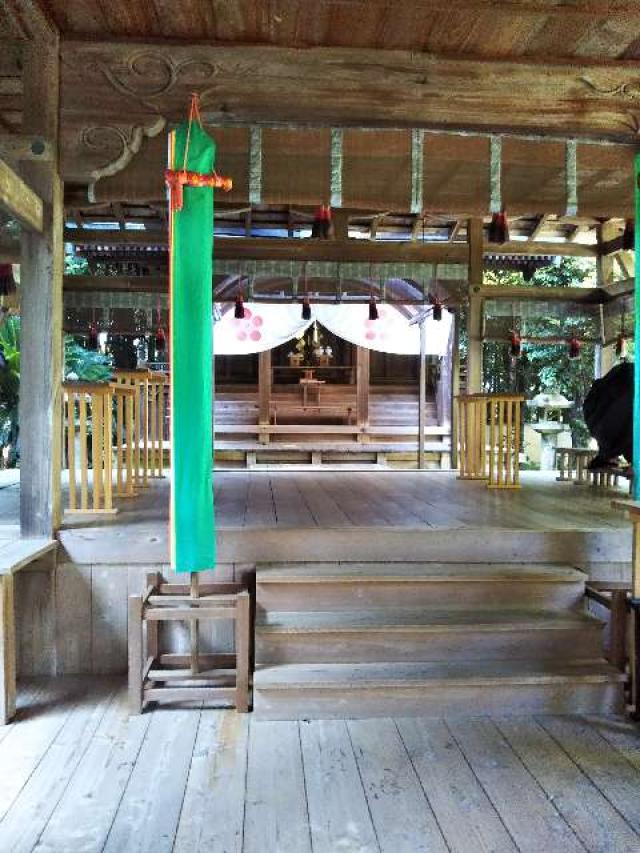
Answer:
[530,215,550,241]
[0,133,53,162]
[63,230,597,260]
[62,41,640,144]
[327,1,640,15]
[0,157,43,232]
[19,32,63,537]
[476,286,601,303]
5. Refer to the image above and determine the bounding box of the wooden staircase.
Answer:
[253,562,625,719]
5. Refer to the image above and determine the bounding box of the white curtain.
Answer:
[213,302,312,355]
[213,301,453,356]
[314,303,453,356]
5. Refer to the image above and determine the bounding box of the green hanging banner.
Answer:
[167,120,217,573]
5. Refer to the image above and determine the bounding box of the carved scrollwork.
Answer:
[82,117,167,197]
[581,77,640,101]
[94,50,220,111]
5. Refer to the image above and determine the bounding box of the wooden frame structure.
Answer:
[128,573,251,714]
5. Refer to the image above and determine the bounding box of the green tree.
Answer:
[482,258,598,446]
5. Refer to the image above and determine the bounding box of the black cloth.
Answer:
[583,361,634,466]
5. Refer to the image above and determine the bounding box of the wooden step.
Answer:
[255,608,604,664]
[253,659,625,719]
[257,563,587,612]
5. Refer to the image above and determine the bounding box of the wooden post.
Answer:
[128,594,143,716]
[467,217,484,394]
[0,574,16,724]
[633,156,640,501]
[450,312,461,469]
[258,349,272,445]
[235,590,250,713]
[19,34,63,536]
[356,345,370,442]
[418,321,426,469]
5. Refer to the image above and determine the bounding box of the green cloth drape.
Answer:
[169,121,216,572]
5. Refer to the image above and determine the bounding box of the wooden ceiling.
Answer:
[9,1,640,60]
[2,1,640,227]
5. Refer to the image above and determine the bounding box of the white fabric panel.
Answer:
[213,301,453,356]
[314,303,453,356]
[213,302,312,355]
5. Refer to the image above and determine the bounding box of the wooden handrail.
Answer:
[455,394,524,488]
[62,383,116,516]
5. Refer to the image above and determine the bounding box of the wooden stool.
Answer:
[128,573,251,714]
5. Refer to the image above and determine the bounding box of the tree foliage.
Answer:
[482,258,598,445]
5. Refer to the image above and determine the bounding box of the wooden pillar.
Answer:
[634,156,640,501]
[467,217,484,394]
[356,345,370,442]
[418,322,426,469]
[451,311,461,469]
[19,33,63,536]
[258,348,272,445]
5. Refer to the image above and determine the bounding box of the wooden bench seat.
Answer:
[269,403,355,425]
[1,538,57,724]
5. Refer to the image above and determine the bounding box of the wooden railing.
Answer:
[62,370,169,517]
[455,394,488,480]
[456,394,524,489]
[63,382,116,515]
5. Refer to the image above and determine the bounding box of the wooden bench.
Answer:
[1,538,57,724]
[555,447,596,483]
[214,439,451,468]
[269,403,354,425]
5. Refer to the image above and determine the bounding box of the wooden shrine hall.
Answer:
[3,2,640,851]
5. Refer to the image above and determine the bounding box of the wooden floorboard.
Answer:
[2,681,640,853]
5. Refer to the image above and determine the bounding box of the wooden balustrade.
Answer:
[112,369,149,488]
[62,382,117,515]
[456,393,524,489]
[487,395,524,489]
[455,394,488,480]
[112,384,137,498]
[147,372,167,478]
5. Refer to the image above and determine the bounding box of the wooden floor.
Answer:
[2,678,640,853]
[0,468,627,532]
[54,470,628,531]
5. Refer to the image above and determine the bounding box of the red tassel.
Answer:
[509,331,522,358]
[234,293,245,319]
[568,335,581,360]
[302,296,311,320]
[0,265,16,296]
[312,204,332,239]
[87,322,99,351]
[368,296,378,321]
[488,211,509,245]
[622,219,635,251]
[155,327,166,352]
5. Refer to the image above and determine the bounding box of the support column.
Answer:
[19,34,63,536]
[258,348,271,445]
[467,217,484,394]
[356,346,369,442]
[633,155,640,501]
[451,311,461,469]
[418,323,426,470]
